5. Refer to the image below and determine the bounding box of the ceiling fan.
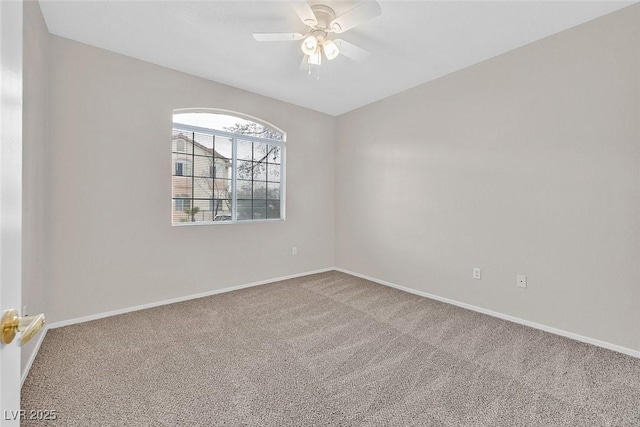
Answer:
[253,0,381,71]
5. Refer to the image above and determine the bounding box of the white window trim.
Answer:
[171,122,286,226]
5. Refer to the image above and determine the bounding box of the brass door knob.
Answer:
[1,309,46,345]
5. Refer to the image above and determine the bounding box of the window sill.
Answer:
[171,218,285,227]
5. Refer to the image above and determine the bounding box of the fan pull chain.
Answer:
[307,64,320,80]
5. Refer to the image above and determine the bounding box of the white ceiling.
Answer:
[39,1,634,116]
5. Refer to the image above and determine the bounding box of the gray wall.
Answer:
[336,5,640,351]
[46,36,336,323]
[22,0,50,373]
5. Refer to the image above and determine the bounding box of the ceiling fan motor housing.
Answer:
[310,4,338,32]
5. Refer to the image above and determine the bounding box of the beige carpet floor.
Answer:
[22,271,640,426]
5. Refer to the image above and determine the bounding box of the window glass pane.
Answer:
[173,130,193,154]
[252,162,267,181]
[173,153,191,175]
[268,145,281,164]
[172,176,191,196]
[237,140,252,161]
[237,200,252,221]
[267,164,280,182]
[236,180,252,199]
[212,179,231,199]
[253,181,266,199]
[193,131,214,152]
[193,155,213,178]
[267,183,280,200]
[252,200,267,220]
[253,142,269,163]
[183,199,212,223]
[193,177,213,199]
[214,136,232,159]
[213,159,231,178]
[267,200,281,219]
[173,197,191,223]
[174,113,283,141]
[236,160,252,180]
[226,122,283,141]
[173,198,191,211]
[213,202,232,221]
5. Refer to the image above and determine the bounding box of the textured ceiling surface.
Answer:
[39,1,634,116]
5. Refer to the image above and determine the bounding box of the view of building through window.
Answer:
[172,112,284,224]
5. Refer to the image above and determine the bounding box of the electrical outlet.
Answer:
[473,268,481,280]
[292,247,297,255]
[23,305,28,316]
[517,274,527,288]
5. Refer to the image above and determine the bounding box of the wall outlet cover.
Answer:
[473,268,481,280]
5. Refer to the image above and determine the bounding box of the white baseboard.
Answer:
[334,267,640,359]
[21,326,48,387]
[47,267,334,329]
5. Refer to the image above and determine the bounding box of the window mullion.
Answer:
[211,134,215,221]
[280,148,285,220]
[232,135,237,221]
[191,132,195,222]
[251,142,254,220]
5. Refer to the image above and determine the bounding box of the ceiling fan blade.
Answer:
[334,39,371,62]
[330,0,381,34]
[253,33,305,42]
[291,1,317,27]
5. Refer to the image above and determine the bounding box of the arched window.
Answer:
[171,110,285,224]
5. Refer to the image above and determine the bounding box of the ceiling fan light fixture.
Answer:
[308,48,322,66]
[301,35,318,55]
[322,39,340,60]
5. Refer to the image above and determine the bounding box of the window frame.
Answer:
[172,122,286,226]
